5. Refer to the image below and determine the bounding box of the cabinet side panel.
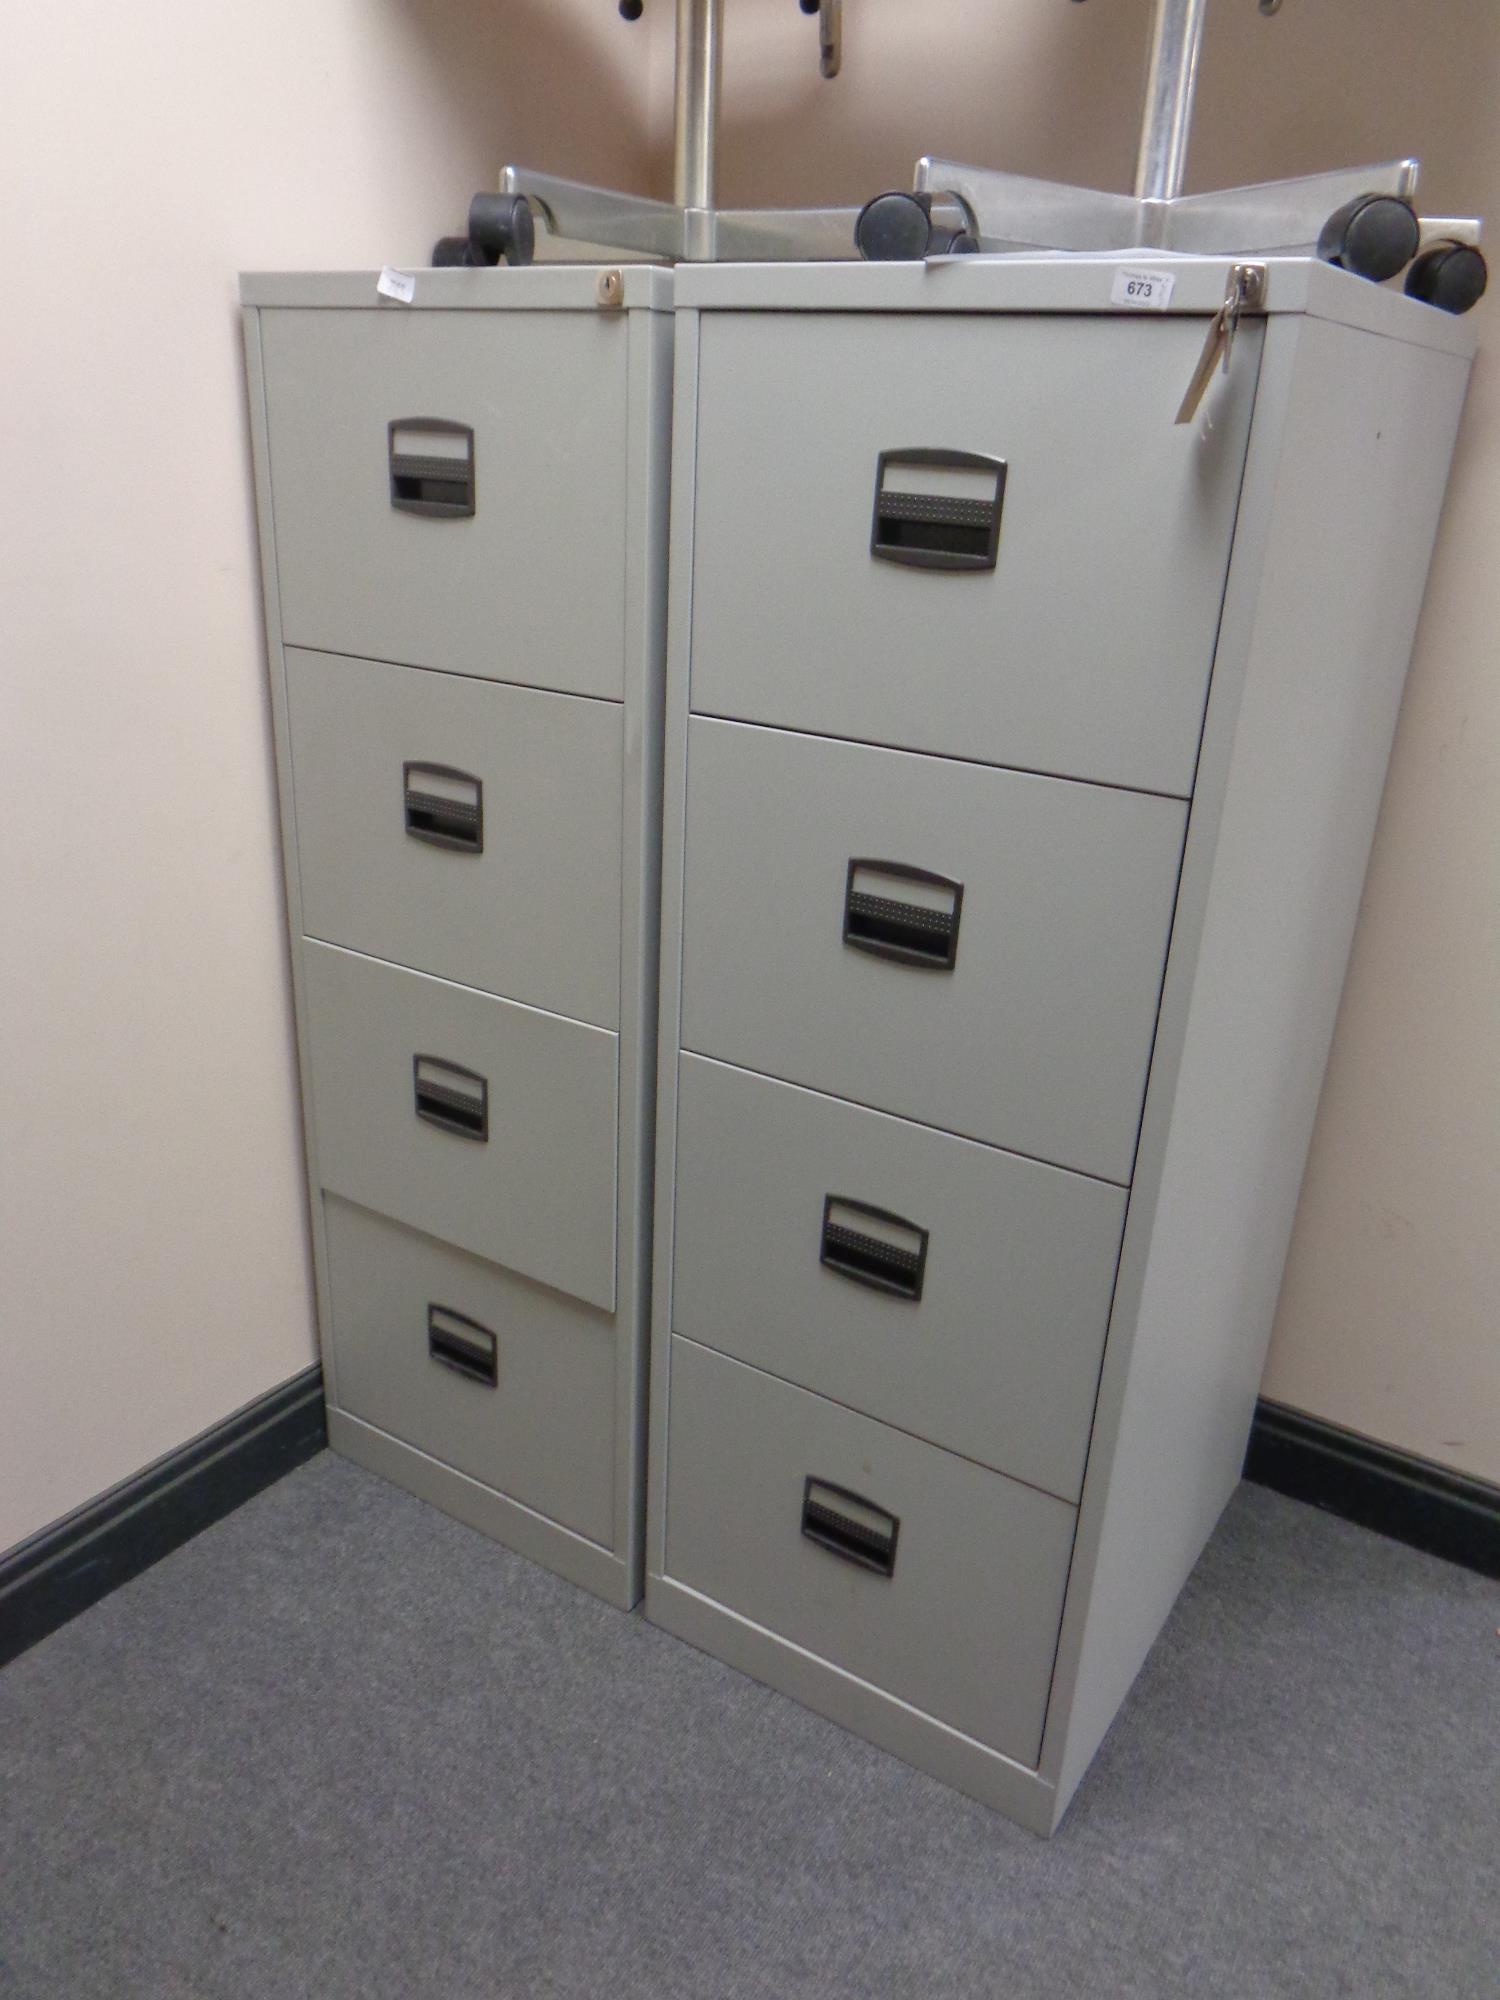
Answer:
[242,306,337,1407]
[646,311,703,1584]
[1046,314,1471,1819]
[614,301,674,1597]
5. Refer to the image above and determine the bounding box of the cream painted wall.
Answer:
[1195,3,1500,1486]
[645,0,1152,204]
[644,0,1499,1482]
[0,0,653,1552]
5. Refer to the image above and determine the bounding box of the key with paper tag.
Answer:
[1175,263,1266,426]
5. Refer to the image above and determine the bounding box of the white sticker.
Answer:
[376,266,417,304]
[1110,268,1176,312]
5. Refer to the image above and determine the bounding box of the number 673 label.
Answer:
[1110,268,1176,312]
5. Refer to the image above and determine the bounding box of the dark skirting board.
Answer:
[0,1367,326,1669]
[1245,1397,1500,1581]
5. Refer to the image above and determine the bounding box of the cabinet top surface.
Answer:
[672,255,1474,356]
[239,256,1472,357]
[239,264,673,312]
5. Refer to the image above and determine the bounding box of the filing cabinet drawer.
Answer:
[324,1197,616,1546]
[688,312,1256,797]
[672,1054,1125,1501]
[260,308,628,697]
[679,719,1185,1184]
[287,649,622,1027]
[302,941,618,1310]
[665,1339,1076,1768]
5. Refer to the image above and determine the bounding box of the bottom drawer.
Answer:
[324,1197,616,1549]
[663,1338,1075,1767]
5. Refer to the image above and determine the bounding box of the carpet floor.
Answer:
[0,1452,1495,1999]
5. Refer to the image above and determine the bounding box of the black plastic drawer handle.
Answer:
[427,1303,497,1387]
[413,1054,489,1141]
[801,1478,900,1578]
[843,859,963,970]
[820,1195,928,1302]
[403,762,483,853]
[871,448,1005,572]
[388,417,475,518]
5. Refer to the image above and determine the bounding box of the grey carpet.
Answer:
[1,1455,1495,2000]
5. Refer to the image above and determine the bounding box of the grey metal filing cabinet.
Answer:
[648,257,1473,1829]
[242,265,672,1609]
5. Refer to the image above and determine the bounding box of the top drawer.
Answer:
[259,308,628,699]
[688,311,1259,796]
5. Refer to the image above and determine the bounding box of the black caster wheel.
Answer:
[1316,192,1420,284]
[431,235,483,267]
[855,190,978,262]
[431,193,535,269]
[1405,240,1488,315]
[467,192,536,267]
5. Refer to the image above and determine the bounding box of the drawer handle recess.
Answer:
[403,761,484,853]
[871,448,1005,572]
[801,1478,900,1578]
[820,1195,928,1302]
[843,859,963,970]
[427,1303,497,1387]
[389,417,475,518]
[413,1054,489,1141]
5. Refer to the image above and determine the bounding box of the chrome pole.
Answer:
[673,0,724,212]
[1133,0,1208,204]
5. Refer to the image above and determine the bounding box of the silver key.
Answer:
[1176,263,1266,426]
